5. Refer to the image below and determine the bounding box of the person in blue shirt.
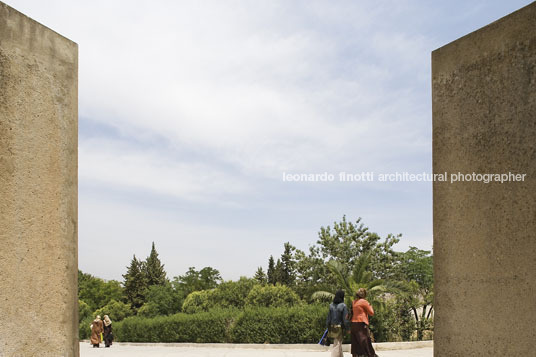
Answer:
[326,289,350,357]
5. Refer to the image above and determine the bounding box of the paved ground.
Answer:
[80,343,433,357]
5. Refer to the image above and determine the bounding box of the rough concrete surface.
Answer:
[79,343,433,357]
[0,2,78,357]
[432,2,536,356]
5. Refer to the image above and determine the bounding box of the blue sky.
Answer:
[7,0,533,281]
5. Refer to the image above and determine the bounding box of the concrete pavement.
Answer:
[80,342,433,356]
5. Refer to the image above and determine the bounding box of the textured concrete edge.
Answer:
[431,1,536,76]
[79,341,433,351]
[0,1,78,46]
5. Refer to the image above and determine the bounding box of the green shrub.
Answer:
[115,309,236,342]
[93,299,133,322]
[137,302,160,318]
[145,283,184,315]
[230,304,325,343]
[114,304,326,343]
[211,278,256,309]
[245,284,302,308]
[79,316,94,340]
[182,279,257,313]
[182,290,214,313]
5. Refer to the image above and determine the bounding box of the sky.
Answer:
[6,0,533,281]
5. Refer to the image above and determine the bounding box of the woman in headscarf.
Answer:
[326,289,350,357]
[350,288,377,357]
[90,315,104,348]
[103,315,113,347]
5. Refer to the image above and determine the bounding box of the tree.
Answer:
[292,246,331,300]
[253,267,267,285]
[396,247,434,340]
[311,253,408,342]
[199,267,222,289]
[78,300,92,323]
[311,253,389,307]
[273,259,284,284]
[145,242,167,286]
[78,270,123,311]
[94,299,133,322]
[280,242,296,286]
[270,216,402,298]
[173,266,222,296]
[181,277,257,313]
[315,216,400,279]
[245,284,302,308]
[143,282,184,316]
[211,277,257,309]
[267,256,276,285]
[182,290,213,314]
[122,255,148,310]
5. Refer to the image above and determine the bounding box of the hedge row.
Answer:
[114,304,327,343]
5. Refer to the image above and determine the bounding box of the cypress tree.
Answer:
[267,256,275,285]
[280,242,295,286]
[122,255,147,310]
[274,258,284,284]
[145,242,167,286]
[254,266,267,284]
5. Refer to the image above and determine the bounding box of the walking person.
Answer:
[103,315,113,347]
[326,289,350,357]
[350,288,377,357]
[90,315,104,348]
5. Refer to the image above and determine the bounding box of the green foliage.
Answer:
[123,255,148,310]
[245,284,301,308]
[230,305,325,343]
[182,290,213,314]
[316,216,401,280]
[78,270,123,311]
[253,267,267,284]
[137,302,160,318]
[173,266,221,296]
[145,242,167,286]
[396,247,434,340]
[78,300,92,323]
[398,247,433,292]
[114,305,325,343]
[312,254,392,310]
[182,278,257,313]
[267,256,275,284]
[144,282,184,316]
[79,316,94,340]
[93,299,134,322]
[115,309,236,343]
[183,283,301,313]
[211,277,256,309]
[78,218,434,343]
[280,242,296,285]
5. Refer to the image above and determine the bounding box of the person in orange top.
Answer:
[350,288,377,357]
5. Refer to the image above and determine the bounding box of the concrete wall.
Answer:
[433,2,536,356]
[0,2,78,356]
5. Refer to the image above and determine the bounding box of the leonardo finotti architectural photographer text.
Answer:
[281,172,527,183]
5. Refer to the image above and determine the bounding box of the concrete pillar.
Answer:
[0,2,78,356]
[433,2,536,356]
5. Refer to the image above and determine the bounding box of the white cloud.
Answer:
[79,137,252,205]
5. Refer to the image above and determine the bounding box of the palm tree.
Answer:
[311,253,403,310]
